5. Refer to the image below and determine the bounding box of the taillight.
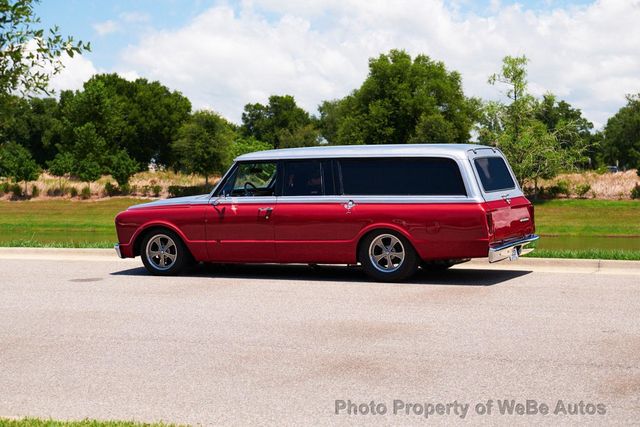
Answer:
[528,204,535,233]
[486,212,495,236]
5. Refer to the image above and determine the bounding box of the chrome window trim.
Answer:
[208,161,239,198]
[215,195,482,204]
[215,196,278,205]
[276,195,482,204]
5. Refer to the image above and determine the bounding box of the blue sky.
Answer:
[35,0,596,69]
[33,1,639,128]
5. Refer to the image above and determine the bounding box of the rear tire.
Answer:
[140,229,188,276]
[358,230,419,282]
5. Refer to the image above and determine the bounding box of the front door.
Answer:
[205,161,278,262]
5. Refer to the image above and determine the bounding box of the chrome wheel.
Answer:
[368,233,405,273]
[145,234,177,271]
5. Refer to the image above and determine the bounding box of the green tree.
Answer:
[0,96,63,165]
[319,49,479,146]
[536,93,595,167]
[479,55,590,191]
[0,141,40,193]
[0,0,89,138]
[59,73,191,167]
[47,150,73,187]
[109,149,139,187]
[602,94,640,169]
[230,136,272,160]
[172,110,234,188]
[241,95,313,149]
[278,123,320,148]
[68,123,109,183]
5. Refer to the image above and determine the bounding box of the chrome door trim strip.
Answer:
[215,195,483,204]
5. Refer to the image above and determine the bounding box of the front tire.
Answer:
[141,230,188,276]
[358,230,419,282]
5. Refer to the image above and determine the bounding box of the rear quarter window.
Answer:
[339,157,467,196]
[474,157,516,192]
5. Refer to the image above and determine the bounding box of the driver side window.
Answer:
[221,162,278,197]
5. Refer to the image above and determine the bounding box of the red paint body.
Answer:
[114,196,535,263]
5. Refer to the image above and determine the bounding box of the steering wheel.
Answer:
[243,181,257,195]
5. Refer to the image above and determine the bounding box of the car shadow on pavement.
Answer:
[111,263,531,286]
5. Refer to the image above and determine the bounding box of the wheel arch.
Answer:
[355,224,417,262]
[132,222,192,258]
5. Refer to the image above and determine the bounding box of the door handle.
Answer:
[258,207,273,220]
[343,199,357,211]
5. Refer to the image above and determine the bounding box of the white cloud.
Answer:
[48,54,98,93]
[93,20,120,36]
[120,11,151,24]
[113,0,640,128]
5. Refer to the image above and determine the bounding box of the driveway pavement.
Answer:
[0,250,639,425]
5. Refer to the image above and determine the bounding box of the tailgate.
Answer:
[466,148,535,243]
[484,197,535,242]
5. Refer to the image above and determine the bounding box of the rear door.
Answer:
[274,159,355,263]
[468,148,534,242]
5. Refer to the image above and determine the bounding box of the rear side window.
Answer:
[474,157,516,192]
[338,157,467,196]
[282,160,324,196]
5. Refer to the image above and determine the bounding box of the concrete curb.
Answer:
[1,247,640,275]
[0,247,114,257]
[467,257,640,270]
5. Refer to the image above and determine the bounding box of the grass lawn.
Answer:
[0,198,638,259]
[0,418,178,427]
[532,199,640,236]
[0,198,144,247]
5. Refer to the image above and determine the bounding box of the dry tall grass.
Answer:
[0,171,220,200]
[539,170,639,199]
[2,169,639,200]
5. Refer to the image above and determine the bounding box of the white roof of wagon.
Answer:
[235,143,495,161]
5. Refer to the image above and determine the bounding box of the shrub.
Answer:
[140,185,150,197]
[81,186,91,199]
[31,185,40,198]
[631,184,640,200]
[545,185,560,199]
[69,187,79,198]
[0,181,8,196]
[152,184,162,197]
[120,184,132,195]
[575,184,591,199]
[104,182,118,197]
[168,185,209,198]
[637,169,640,178]
[10,183,22,198]
[555,180,571,197]
[47,187,69,197]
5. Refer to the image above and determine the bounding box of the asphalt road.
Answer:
[1,250,639,426]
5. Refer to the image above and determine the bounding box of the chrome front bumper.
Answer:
[488,235,539,263]
[114,243,124,259]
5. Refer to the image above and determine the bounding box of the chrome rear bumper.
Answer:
[114,243,124,259]
[488,235,539,263]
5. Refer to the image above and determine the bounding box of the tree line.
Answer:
[1,2,639,194]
